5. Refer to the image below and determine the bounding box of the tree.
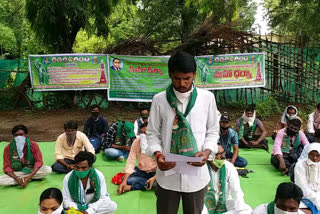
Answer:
[25,0,119,53]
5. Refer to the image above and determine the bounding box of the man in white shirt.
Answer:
[62,151,117,214]
[147,51,220,214]
[253,182,305,214]
[202,144,251,214]
[306,103,320,143]
[295,143,320,213]
[133,107,149,136]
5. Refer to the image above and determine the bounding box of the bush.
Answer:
[256,96,281,120]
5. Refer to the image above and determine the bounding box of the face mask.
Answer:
[212,159,225,168]
[140,134,148,154]
[91,112,99,117]
[38,204,63,214]
[274,205,298,214]
[14,136,26,159]
[220,126,229,131]
[286,128,297,137]
[75,169,90,179]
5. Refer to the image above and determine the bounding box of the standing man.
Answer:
[0,125,51,187]
[52,121,95,173]
[133,107,149,136]
[83,104,109,153]
[147,51,220,214]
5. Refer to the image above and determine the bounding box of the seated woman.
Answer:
[39,187,66,214]
[117,123,157,194]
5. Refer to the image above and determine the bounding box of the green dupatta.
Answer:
[281,131,300,153]
[68,168,101,211]
[204,163,227,214]
[166,84,198,156]
[238,118,257,140]
[9,138,34,173]
[115,121,130,146]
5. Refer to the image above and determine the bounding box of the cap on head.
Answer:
[124,122,135,138]
[220,113,231,122]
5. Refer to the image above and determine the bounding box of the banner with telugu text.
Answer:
[195,53,265,89]
[108,55,171,102]
[29,54,109,91]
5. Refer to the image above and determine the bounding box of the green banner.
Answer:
[195,53,265,89]
[29,54,109,91]
[108,55,170,101]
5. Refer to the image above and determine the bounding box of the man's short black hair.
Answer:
[74,151,95,167]
[317,103,320,109]
[245,104,256,113]
[168,51,196,74]
[275,182,303,204]
[140,122,148,129]
[289,118,301,128]
[113,58,120,63]
[40,188,63,204]
[90,104,100,111]
[12,125,28,135]
[139,106,149,113]
[287,106,297,113]
[64,120,78,130]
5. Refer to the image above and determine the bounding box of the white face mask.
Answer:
[274,205,298,214]
[140,134,148,154]
[14,136,26,159]
[38,204,63,214]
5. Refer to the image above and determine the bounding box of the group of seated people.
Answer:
[1,102,320,214]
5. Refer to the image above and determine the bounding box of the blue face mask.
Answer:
[75,169,90,179]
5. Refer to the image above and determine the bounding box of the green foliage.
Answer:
[73,30,107,53]
[265,0,320,37]
[256,96,281,120]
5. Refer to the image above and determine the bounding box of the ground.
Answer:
[0,103,283,142]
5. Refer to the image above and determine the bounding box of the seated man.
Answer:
[202,143,252,214]
[253,182,305,214]
[101,121,136,162]
[236,105,268,151]
[83,104,109,153]
[298,129,320,161]
[62,151,117,214]
[117,123,157,194]
[133,107,149,136]
[306,103,320,143]
[272,105,302,140]
[0,125,51,187]
[271,119,309,176]
[219,113,247,167]
[52,120,95,173]
[295,143,320,214]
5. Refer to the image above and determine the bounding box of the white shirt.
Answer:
[308,112,316,134]
[202,161,252,214]
[62,168,114,214]
[294,159,320,210]
[134,118,144,136]
[253,203,305,214]
[147,87,219,192]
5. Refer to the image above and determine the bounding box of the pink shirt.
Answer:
[272,128,309,156]
[3,140,43,173]
[123,138,157,174]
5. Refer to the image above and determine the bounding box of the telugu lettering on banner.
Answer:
[29,54,109,91]
[108,55,170,101]
[195,53,265,89]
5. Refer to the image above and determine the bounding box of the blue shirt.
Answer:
[219,128,238,154]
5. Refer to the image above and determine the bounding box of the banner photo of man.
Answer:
[108,55,171,102]
[195,53,265,89]
[29,54,109,91]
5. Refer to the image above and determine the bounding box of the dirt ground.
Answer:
[0,103,283,142]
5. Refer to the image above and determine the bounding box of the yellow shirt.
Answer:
[54,131,95,160]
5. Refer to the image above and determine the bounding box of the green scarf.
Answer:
[267,201,275,214]
[115,121,130,146]
[166,84,198,156]
[282,131,300,153]
[9,138,34,173]
[238,118,257,140]
[68,168,101,211]
[204,162,227,214]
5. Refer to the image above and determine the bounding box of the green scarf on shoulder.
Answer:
[115,121,131,146]
[267,201,275,214]
[282,131,300,153]
[9,138,34,173]
[204,163,227,214]
[68,168,101,211]
[238,118,257,140]
[166,84,198,156]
